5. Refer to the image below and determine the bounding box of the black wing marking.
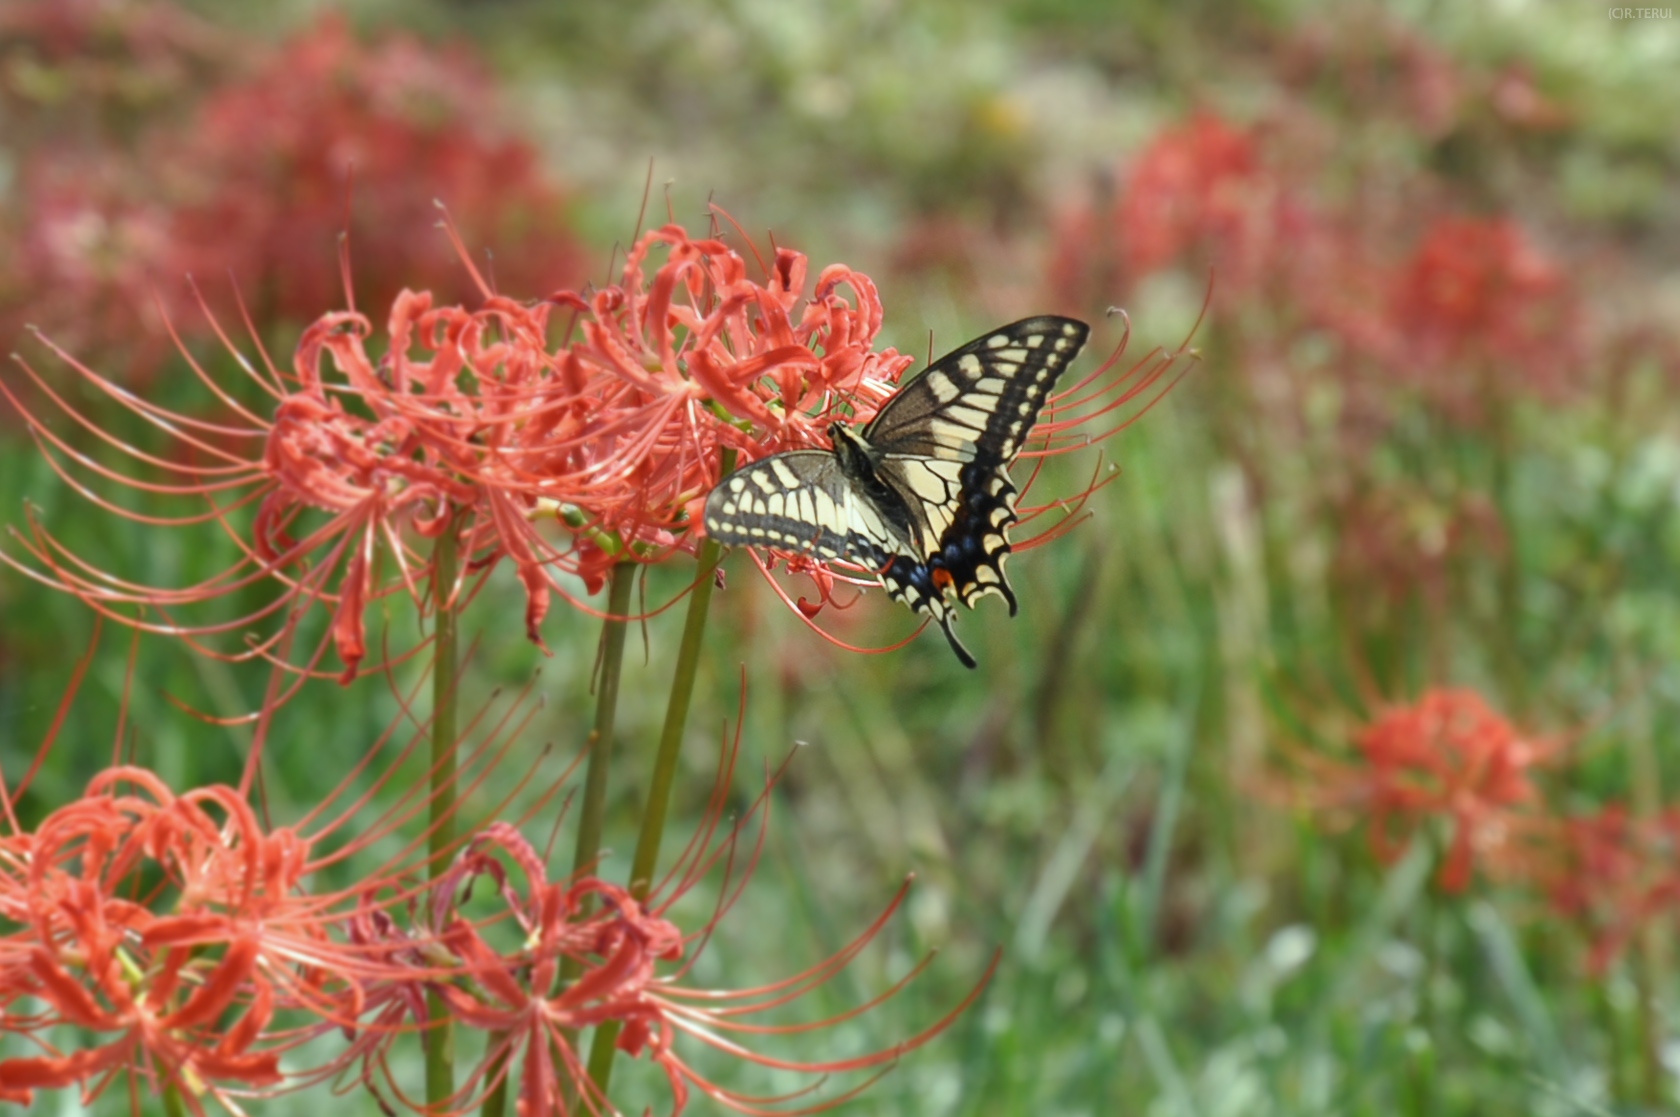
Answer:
[701,451,907,567]
[881,553,977,668]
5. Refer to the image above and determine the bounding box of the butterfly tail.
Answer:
[938,614,978,669]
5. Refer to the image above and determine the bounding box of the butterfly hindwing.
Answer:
[701,451,904,566]
[880,553,975,668]
[868,464,1024,667]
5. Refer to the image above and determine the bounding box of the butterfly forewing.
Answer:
[868,316,1087,563]
[862,316,1089,464]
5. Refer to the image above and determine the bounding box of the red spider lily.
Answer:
[2,622,992,1115]
[0,0,233,141]
[337,828,691,1115]
[0,646,559,1112]
[1047,110,1336,332]
[1278,11,1464,139]
[0,152,182,375]
[1387,217,1582,413]
[557,221,914,530]
[1115,112,1287,297]
[1357,689,1548,891]
[0,11,582,382]
[1280,11,1573,138]
[1287,689,1549,892]
[1045,171,1121,320]
[165,14,585,325]
[335,717,994,1117]
[537,218,917,605]
[2,212,935,681]
[1538,806,1644,927]
[1328,481,1505,622]
[1,282,615,691]
[0,770,288,1112]
[1048,106,1588,427]
[1041,109,1303,315]
[6,189,1183,687]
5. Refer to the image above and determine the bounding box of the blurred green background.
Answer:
[4,0,1680,1113]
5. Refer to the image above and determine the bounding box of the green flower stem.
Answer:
[426,522,462,1107]
[161,1084,186,1117]
[566,560,639,907]
[478,1050,510,1117]
[552,560,637,1112]
[484,556,643,1117]
[583,533,728,1094]
[627,532,727,899]
[581,451,735,1099]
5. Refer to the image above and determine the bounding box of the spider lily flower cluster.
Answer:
[0,11,584,376]
[0,655,550,1110]
[1,166,1157,1107]
[0,670,981,1114]
[1050,108,1586,426]
[1279,686,1680,972]
[1531,806,1680,973]
[3,215,1185,684]
[0,226,870,679]
[1283,688,1551,893]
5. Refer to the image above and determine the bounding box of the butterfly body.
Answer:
[703,316,1090,667]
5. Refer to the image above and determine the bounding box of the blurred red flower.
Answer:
[1115,112,1285,296]
[0,11,584,383]
[1360,689,1548,891]
[165,14,585,326]
[0,0,232,141]
[1,153,180,373]
[1328,481,1505,625]
[1533,805,1680,972]
[1287,688,1548,892]
[1049,104,1588,431]
[1278,12,1464,138]
[1389,216,1582,407]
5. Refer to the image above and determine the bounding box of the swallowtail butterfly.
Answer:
[702,316,1090,668]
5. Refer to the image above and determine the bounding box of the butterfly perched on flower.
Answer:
[703,316,1090,667]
